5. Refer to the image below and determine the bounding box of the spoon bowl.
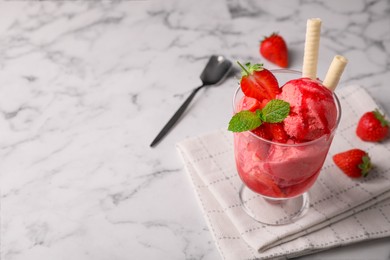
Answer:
[150,55,232,147]
[200,55,233,85]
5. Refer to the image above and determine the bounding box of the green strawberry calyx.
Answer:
[261,32,279,42]
[237,61,263,77]
[358,155,372,177]
[373,109,390,127]
[228,99,290,132]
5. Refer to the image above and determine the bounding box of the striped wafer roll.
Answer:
[302,18,322,79]
[323,55,348,91]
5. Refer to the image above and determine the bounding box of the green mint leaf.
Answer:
[228,110,262,132]
[256,109,265,122]
[261,99,290,123]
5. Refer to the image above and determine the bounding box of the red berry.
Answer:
[356,109,389,142]
[265,122,288,143]
[251,124,272,140]
[237,62,280,102]
[251,123,289,143]
[260,33,289,68]
[237,96,262,112]
[333,149,372,178]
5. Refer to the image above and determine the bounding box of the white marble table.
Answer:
[1,0,389,259]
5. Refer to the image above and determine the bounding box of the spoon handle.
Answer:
[150,85,205,147]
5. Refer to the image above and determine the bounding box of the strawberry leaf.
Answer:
[358,155,372,177]
[373,109,390,127]
[237,61,263,77]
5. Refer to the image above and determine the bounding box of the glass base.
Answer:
[239,184,310,225]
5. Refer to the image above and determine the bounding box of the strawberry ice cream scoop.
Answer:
[277,78,337,141]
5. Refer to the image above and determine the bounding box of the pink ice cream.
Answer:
[277,78,338,141]
[234,77,339,198]
[235,130,333,198]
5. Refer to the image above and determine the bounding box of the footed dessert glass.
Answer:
[233,69,341,225]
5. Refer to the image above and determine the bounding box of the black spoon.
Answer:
[150,55,233,147]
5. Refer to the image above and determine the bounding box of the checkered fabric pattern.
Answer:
[176,85,390,260]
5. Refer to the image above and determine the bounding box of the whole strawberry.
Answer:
[356,109,389,142]
[260,33,288,68]
[333,149,372,178]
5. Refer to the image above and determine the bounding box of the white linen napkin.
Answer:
[176,85,390,260]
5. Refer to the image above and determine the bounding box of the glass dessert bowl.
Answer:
[233,69,342,225]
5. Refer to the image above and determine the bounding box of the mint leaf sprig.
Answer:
[228,99,290,132]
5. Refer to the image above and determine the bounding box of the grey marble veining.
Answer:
[0,0,389,260]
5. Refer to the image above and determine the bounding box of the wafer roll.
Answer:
[323,55,348,91]
[302,18,322,79]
